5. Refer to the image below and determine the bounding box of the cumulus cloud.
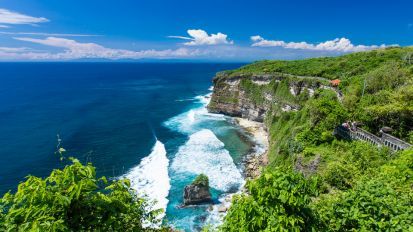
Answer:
[169,29,233,46]
[0,8,48,26]
[250,35,396,52]
[0,37,202,60]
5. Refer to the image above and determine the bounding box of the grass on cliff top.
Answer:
[221,47,413,80]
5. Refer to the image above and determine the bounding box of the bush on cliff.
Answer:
[221,168,318,232]
[313,149,413,231]
[192,174,209,187]
[0,158,165,231]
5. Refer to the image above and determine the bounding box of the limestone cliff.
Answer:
[207,72,329,122]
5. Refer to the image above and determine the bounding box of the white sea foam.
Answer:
[124,140,170,218]
[194,93,211,105]
[164,93,224,134]
[163,90,245,229]
[171,129,244,192]
[205,193,235,228]
[187,110,196,123]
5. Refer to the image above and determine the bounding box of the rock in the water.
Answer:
[183,174,212,205]
[218,205,228,213]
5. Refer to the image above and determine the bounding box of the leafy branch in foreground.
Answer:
[0,158,166,232]
[221,168,318,232]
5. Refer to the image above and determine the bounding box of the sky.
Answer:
[0,0,412,61]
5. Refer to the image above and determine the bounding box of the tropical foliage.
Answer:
[222,168,318,232]
[0,158,166,232]
[192,174,209,187]
[314,149,413,231]
[222,47,413,80]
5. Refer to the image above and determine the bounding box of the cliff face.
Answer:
[207,73,326,122]
[207,76,267,122]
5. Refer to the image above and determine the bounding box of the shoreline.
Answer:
[205,116,269,226]
[234,117,269,179]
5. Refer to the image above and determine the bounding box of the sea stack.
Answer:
[183,174,212,205]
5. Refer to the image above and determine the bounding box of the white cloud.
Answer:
[250,36,396,52]
[0,47,32,52]
[169,29,233,46]
[1,36,202,60]
[0,8,48,26]
[167,35,192,40]
[0,32,100,37]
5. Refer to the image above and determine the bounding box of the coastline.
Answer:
[234,117,269,179]
[205,116,269,227]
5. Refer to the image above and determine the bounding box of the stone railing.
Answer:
[334,126,412,151]
[381,133,412,151]
[350,128,383,147]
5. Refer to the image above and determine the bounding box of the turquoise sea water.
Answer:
[0,63,250,231]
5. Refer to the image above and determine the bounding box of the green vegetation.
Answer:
[222,47,413,80]
[219,47,413,141]
[314,149,413,231]
[219,47,413,231]
[222,168,318,231]
[0,158,167,232]
[192,174,209,187]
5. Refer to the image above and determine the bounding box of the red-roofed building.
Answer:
[330,79,341,87]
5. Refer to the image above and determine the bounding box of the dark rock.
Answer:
[183,174,212,205]
[295,155,321,177]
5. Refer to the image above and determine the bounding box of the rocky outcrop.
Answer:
[183,174,212,205]
[294,155,321,177]
[244,152,269,179]
[207,75,267,122]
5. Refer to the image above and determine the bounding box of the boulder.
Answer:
[183,174,212,205]
[218,205,228,213]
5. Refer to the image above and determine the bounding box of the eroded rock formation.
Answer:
[183,174,212,205]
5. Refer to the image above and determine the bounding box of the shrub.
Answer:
[192,174,209,187]
[314,149,413,231]
[221,168,318,232]
[0,159,164,231]
[323,162,356,190]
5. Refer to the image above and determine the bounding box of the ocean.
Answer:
[0,62,251,231]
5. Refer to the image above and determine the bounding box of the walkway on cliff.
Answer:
[334,125,412,151]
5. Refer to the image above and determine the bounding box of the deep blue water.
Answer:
[0,62,250,231]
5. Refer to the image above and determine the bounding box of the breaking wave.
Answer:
[124,140,170,218]
[163,92,224,134]
[171,129,244,192]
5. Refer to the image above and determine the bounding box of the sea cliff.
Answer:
[207,72,330,122]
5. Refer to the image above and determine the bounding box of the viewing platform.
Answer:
[334,125,412,151]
